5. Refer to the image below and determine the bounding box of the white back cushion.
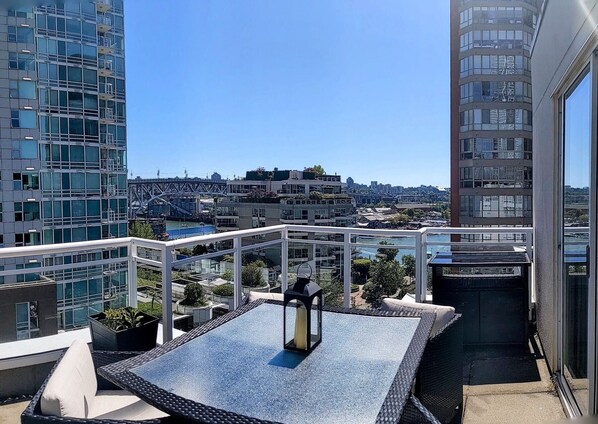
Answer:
[247,292,283,302]
[41,339,97,418]
[381,298,456,336]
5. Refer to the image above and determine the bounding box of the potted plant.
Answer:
[211,283,235,310]
[241,262,270,295]
[89,306,159,351]
[175,282,212,326]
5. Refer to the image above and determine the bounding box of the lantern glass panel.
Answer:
[310,297,321,348]
[284,299,310,350]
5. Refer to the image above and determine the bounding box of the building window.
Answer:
[15,232,41,247]
[460,137,532,160]
[459,195,532,218]
[460,81,532,104]
[11,110,37,129]
[13,172,39,190]
[8,52,35,71]
[460,108,532,132]
[16,301,40,340]
[9,80,36,99]
[15,202,40,222]
[8,26,34,43]
[12,140,38,159]
[8,7,34,18]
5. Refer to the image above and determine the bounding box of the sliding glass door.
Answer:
[561,69,591,414]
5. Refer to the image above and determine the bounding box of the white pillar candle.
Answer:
[294,303,308,349]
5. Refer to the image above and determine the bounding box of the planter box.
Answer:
[242,283,270,295]
[89,311,159,351]
[175,301,213,327]
[213,294,235,310]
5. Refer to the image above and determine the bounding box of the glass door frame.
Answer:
[556,51,598,417]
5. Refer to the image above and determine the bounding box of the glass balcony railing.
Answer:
[0,224,533,346]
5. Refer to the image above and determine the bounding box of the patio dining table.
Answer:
[99,299,437,424]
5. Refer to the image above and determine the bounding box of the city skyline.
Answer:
[124,0,451,187]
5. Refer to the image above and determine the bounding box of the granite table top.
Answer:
[99,300,434,424]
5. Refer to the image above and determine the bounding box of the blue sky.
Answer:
[124,1,450,186]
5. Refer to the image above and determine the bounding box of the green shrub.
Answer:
[101,307,144,330]
[212,283,234,296]
[183,282,207,307]
[242,263,266,288]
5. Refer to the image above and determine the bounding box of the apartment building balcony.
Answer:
[0,226,566,423]
[98,38,114,55]
[99,82,115,100]
[100,107,115,124]
[95,0,112,13]
[98,59,113,77]
[96,15,112,33]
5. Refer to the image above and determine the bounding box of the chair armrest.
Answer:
[92,351,142,391]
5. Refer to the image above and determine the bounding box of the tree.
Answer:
[352,258,372,283]
[388,213,409,227]
[183,283,207,306]
[192,244,208,256]
[129,221,155,240]
[242,263,265,288]
[376,241,398,262]
[304,165,325,176]
[221,269,233,283]
[317,276,344,307]
[362,261,405,307]
[401,254,416,279]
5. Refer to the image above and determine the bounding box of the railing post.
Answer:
[161,246,173,343]
[343,232,351,308]
[420,230,428,303]
[128,240,138,308]
[281,227,289,292]
[233,236,243,310]
[415,230,427,303]
[525,229,533,261]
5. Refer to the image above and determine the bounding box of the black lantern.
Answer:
[283,263,322,353]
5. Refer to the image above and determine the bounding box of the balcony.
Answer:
[98,37,114,55]
[96,15,112,33]
[100,132,115,145]
[95,0,112,13]
[98,58,113,76]
[100,107,115,123]
[99,82,115,100]
[0,226,565,423]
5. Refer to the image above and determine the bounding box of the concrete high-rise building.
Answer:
[450,0,539,227]
[0,0,128,339]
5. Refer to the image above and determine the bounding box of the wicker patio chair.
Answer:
[21,342,171,424]
[381,300,464,424]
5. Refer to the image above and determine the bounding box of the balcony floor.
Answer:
[0,399,28,424]
[461,334,566,424]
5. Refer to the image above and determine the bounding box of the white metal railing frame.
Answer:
[0,225,533,344]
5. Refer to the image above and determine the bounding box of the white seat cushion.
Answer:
[90,390,168,420]
[41,339,97,418]
[381,298,456,336]
[248,292,283,302]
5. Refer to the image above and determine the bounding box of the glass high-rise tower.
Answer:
[450,0,539,228]
[0,0,128,339]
